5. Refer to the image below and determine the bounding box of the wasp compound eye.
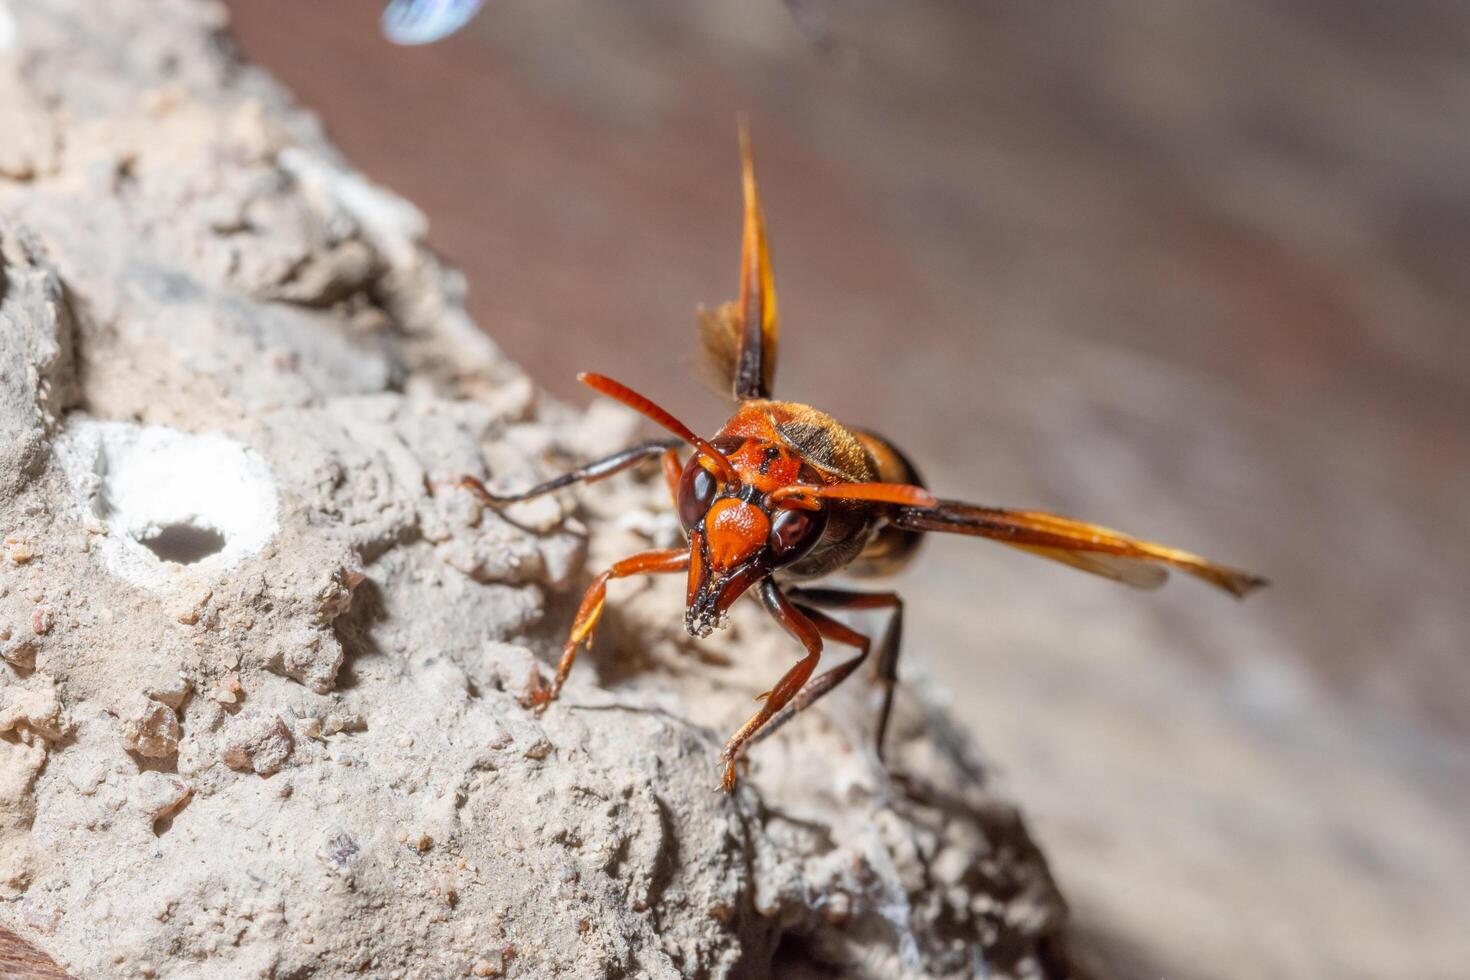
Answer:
[768,505,828,566]
[677,459,721,529]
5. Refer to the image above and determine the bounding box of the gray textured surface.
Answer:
[0,2,1078,977]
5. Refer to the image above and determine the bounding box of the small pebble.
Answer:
[32,606,55,635]
[4,536,35,564]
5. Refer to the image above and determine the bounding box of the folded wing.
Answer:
[892,501,1267,598]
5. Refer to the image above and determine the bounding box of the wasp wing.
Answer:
[381,0,484,45]
[696,300,742,399]
[695,121,780,401]
[892,500,1266,598]
[734,120,778,400]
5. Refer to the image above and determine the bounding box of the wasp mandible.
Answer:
[462,124,1267,791]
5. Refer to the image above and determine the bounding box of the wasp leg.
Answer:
[778,588,904,761]
[719,579,821,791]
[659,446,682,508]
[460,438,681,505]
[749,604,871,747]
[533,548,690,711]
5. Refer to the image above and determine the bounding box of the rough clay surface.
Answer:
[0,1,1073,977]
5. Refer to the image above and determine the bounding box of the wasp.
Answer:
[462,124,1266,791]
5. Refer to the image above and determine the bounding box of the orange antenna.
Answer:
[769,482,938,509]
[579,373,738,483]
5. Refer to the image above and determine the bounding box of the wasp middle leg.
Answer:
[461,437,682,506]
[533,547,690,709]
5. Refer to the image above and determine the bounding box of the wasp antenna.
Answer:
[578,372,737,482]
[817,483,938,507]
[771,483,938,509]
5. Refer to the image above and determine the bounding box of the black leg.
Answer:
[460,438,681,505]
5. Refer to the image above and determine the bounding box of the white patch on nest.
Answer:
[0,1,16,52]
[56,419,280,592]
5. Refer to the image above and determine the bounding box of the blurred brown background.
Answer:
[224,2,1470,977]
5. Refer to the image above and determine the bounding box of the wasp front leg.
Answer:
[533,548,690,710]
[778,588,904,759]
[743,589,903,766]
[719,579,824,790]
[659,446,683,508]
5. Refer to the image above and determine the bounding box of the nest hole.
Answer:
[135,523,227,564]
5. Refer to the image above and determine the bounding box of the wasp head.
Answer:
[677,443,829,637]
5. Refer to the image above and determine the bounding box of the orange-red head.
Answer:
[677,442,830,637]
[704,497,770,572]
